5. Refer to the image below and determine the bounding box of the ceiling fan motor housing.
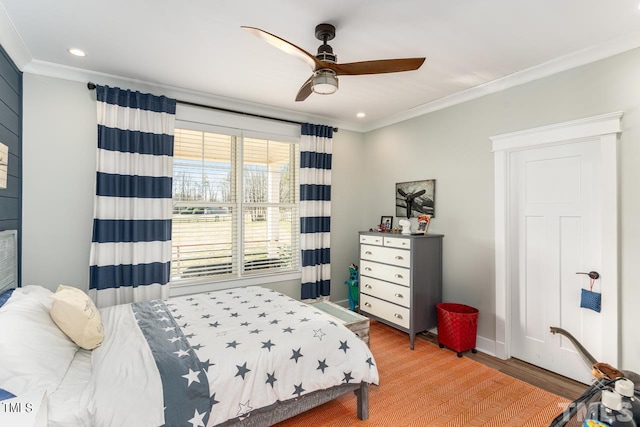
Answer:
[315,23,335,42]
[315,24,337,63]
[316,49,337,63]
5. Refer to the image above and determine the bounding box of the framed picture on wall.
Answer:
[396,179,436,219]
[0,141,7,190]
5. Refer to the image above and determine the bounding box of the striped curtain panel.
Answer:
[89,86,176,308]
[300,123,333,300]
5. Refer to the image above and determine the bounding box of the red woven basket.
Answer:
[436,302,479,357]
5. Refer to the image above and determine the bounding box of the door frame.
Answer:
[490,111,622,365]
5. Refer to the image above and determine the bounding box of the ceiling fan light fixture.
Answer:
[311,70,338,95]
[243,24,424,102]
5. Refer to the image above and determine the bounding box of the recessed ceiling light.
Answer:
[68,48,87,57]
[356,112,366,118]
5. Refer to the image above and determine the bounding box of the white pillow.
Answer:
[0,291,79,397]
[14,285,54,309]
[49,285,104,350]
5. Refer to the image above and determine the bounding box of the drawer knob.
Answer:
[394,274,404,279]
[365,251,373,255]
[394,313,403,319]
[364,267,372,271]
[394,293,403,298]
[364,302,372,307]
[364,284,372,289]
[395,256,404,260]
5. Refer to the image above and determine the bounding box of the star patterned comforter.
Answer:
[86,286,379,427]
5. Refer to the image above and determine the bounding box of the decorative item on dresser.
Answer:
[358,231,443,349]
[380,216,393,231]
[417,214,431,234]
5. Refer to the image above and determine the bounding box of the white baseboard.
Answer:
[475,335,497,357]
[427,327,499,358]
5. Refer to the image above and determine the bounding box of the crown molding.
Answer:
[21,59,361,133]
[363,31,640,133]
[0,3,32,69]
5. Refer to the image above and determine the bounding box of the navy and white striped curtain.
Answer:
[89,86,176,308]
[300,123,333,300]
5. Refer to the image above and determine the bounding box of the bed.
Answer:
[0,233,379,426]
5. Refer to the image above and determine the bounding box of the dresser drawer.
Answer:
[360,244,410,268]
[361,294,410,329]
[359,234,383,246]
[360,260,410,287]
[360,276,410,308]
[383,236,412,250]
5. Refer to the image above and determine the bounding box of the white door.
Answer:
[509,140,603,384]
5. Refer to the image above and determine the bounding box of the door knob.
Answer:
[576,271,600,280]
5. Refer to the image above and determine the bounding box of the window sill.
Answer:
[168,270,302,298]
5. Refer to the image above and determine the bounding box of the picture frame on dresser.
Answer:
[380,216,393,231]
[417,214,431,234]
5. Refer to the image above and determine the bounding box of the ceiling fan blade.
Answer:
[295,77,313,102]
[329,58,425,76]
[241,26,321,70]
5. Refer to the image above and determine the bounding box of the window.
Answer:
[171,128,300,282]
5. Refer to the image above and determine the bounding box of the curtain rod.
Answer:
[86,82,337,132]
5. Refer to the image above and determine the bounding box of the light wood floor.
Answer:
[418,331,588,401]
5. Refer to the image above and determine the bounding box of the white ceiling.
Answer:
[1,0,640,132]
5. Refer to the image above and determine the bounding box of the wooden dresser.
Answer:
[358,231,443,349]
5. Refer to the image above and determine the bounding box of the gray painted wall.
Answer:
[22,75,96,291]
[361,47,640,373]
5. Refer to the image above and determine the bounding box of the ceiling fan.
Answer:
[241,23,426,101]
